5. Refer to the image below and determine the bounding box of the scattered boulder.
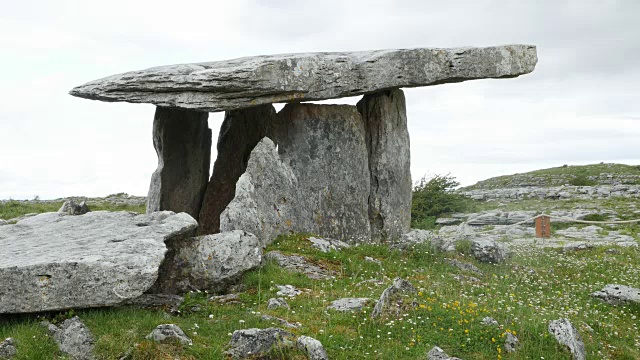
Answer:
[0,338,17,359]
[58,200,89,215]
[267,298,290,310]
[0,211,197,313]
[504,332,519,353]
[120,294,184,313]
[145,324,192,345]
[471,239,510,263]
[209,293,242,305]
[260,315,302,329]
[308,237,351,252]
[548,318,586,360]
[151,230,262,294]
[481,317,499,326]
[297,335,328,360]
[426,346,462,360]
[276,285,303,298]
[371,278,417,318]
[364,256,382,265]
[591,284,640,305]
[225,328,295,359]
[445,259,484,276]
[265,251,335,280]
[46,317,95,360]
[327,298,371,312]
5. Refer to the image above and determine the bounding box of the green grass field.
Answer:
[1,234,638,359]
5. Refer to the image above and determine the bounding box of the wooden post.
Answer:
[535,216,551,238]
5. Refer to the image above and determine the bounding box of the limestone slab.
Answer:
[70,45,537,112]
[0,211,197,313]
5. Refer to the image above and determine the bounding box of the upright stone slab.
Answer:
[357,89,411,241]
[198,105,276,235]
[274,104,371,242]
[147,107,211,219]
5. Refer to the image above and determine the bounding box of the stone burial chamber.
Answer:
[0,45,537,314]
[70,44,537,246]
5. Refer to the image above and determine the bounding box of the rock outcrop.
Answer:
[297,336,328,360]
[58,200,89,215]
[548,318,586,360]
[225,328,295,359]
[146,324,192,345]
[147,107,211,219]
[591,284,640,305]
[45,317,95,360]
[151,230,262,294]
[0,211,197,313]
[70,45,537,112]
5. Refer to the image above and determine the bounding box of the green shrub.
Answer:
[583,214,606,222]
[569,175,596,186]
[411,174,469,229]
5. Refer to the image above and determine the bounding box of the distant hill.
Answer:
[462,163,640,190]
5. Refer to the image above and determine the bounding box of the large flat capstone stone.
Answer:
[0,211,197,314]
[70,45,537,112]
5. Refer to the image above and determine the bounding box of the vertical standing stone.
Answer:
[357,89,412,241]
[198,105,276,235]
[147,107,211,219]
[273,104,371,242]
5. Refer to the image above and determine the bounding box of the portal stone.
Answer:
[357,89,411,241]
[198,105,276,235]
[146,107,211,219]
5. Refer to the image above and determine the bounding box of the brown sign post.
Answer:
[535,215,551,238]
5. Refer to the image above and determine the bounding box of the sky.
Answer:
[1,0,639,199]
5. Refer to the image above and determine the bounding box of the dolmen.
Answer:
[0,45,537,314]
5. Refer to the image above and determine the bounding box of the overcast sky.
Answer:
[1,0,638,199]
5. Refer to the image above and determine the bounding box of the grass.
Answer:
[2,234,639,359]
[0,200,145,220]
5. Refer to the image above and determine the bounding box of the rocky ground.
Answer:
[1,164,639,359]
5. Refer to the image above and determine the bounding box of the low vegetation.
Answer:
[0,200,145,220]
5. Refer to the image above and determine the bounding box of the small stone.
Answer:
[591,284,640,305]
[276,285,303,298]
[327,298,370,312]
[267,298,289,310]
[445,259,484,276]
[371,278,417,318]
[225,328,295,359]
[260,315,302,329]
[548,318,586,360]
[0,338,17,359]
[471,239,510,263]
[210,293,242,304]
[481,317,499,326]
[426,346,462,360]
[146,324,192,346]
[308,237,351,252]
[265,251,335,280]
[504,332,519,353]
[46,317,95,360]
[364,256,381,265]
[297,335,328,360]
[58,200,89,215]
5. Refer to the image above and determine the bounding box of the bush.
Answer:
[569,175,596,186]
[411,174,469,229]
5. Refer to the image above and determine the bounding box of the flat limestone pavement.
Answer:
[70,45,537,112]
[0,211,197,313]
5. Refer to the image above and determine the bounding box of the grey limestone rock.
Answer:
[371,278,417,318]
[146,324,192,345]
[146,107,211,220]
[209,293,242,304]
[276,285,303,298]
[220,138,299,246]
[0,338,16,359]
[357,89,412,242]
[471,239,510,263]
[327,298,371,312]
[120,294,184,313]
[481,317,499,326]
[70,45,537,112]
[504,332,519,353]
[225,328,295,359]
[426,346,462,360]
[0,211,197,313]
[265,251,334,280]
[308,236,351,253]
[47,317,95,360]
[0,220,7,226]
[446,259,484,276]
[151,230,262,293]
[297,335,328,360]
[591,284,640,305]
[260,315,302,329]
[267,297,289,310]
[548,318,586,360]
[58,200,89,215]
[198,104,276,235]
